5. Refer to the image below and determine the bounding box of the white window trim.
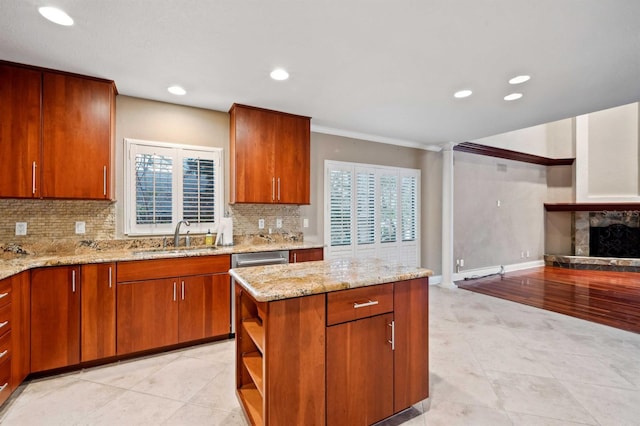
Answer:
[324,160,421,266]
[124,138,224,236]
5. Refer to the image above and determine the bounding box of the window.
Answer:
[125,138,223,236]
[324,160,420,266]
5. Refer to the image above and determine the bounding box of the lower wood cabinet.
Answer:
[327,313,395,425]
[80,263,116,362]
[30,266,81,373]
[289,247,323,263]
[31,263,117,372]
[116,255,231,355]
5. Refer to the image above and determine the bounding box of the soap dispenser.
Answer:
[205,229,213,246]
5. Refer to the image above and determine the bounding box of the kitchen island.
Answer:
[230,258,432,426]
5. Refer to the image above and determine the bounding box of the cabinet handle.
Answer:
[272,177,276,201]
[0,321,7,329]
[0,383,7,392]
[173,282,177,301]
[108,266,112,289]
[0,293,8,299]
[72,270,76,293]
[181,281,185,300]
[32,161,37,195]
[293,253,297,263]
[277,177,281,201]
[103,166,107,196]
[388,320,395,350]
[0,350,7,359]
[353,300,379,309]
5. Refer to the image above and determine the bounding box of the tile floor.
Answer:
[1,285,640,425]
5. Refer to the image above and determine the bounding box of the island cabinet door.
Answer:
[116,278,179,355]
[326,313,395,426]
[393,278,429,412]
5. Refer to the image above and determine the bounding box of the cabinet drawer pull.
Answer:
[108,267,112,289]
[277,177,281,201]
[272,177,276,201]
[0,293,8,299]
[173,282,177,301]
[388,320,395,350]
[353,300,379,309]
[0,350,7,359]
[103,165,107,196]
[0,383,7,392]
[72,270,76,293]
[0,321,7,329]
[181,281,185,300]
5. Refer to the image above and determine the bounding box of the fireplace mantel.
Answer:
[544,203,640,212]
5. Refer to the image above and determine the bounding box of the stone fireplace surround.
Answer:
[545,210,640,272]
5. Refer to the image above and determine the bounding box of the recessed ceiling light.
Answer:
[270,68,289,81]
[509,75,531,85]
[454,89,472,99]
[167,85,186,96]
[504,93,523,101]
[38,6,74,26]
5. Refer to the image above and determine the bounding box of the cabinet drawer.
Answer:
[327,283,393,326]
[0,279,11,309]
[0,304,10,336]
[0,358,11,404]
[117,254,230,282]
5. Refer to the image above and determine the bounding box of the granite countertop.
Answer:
[230,258,433,302]
[0,241,324,281]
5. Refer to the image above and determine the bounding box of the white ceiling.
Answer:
[2,0,640,149]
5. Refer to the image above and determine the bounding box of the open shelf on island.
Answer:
[242,352,264,396]
[238,385,263,426]
[242,318,265,354]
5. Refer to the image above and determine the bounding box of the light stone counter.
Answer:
[0,241,324,281]
[230,258,432,302]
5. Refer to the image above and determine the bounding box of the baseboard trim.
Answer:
[428,260,545,286]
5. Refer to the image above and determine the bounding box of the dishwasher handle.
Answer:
[236,257,287,267]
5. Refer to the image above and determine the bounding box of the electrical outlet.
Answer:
[496,200,501,207]
[75,221,86,234]
[258,219,265,229]
[526,250,530,258]
[15,222,27,236]
[276,218,283,228]
[303,218,309,228]
[460,259,464,267]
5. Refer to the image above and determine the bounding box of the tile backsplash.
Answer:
[0,199,116,243]
[0,199,302,244]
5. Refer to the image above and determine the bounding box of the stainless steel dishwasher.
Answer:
[230,250,289,333]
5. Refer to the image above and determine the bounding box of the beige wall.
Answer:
[473,118,575,159]
[586,103,639,197]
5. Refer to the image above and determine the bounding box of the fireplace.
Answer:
[590,224,640,258]
[574,211,640,257]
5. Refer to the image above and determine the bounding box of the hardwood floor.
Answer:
[457,266,640,333]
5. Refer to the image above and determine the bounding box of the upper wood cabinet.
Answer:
[0,64,42,198]
[229,104,310,204]
[42,72,115,199]
[0,61,116,200]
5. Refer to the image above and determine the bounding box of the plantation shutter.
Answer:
[379,174,398,243]
[401,175,418,242]
[134,152,173,225]
[356,170,376,245]
[183,157,216,223]
[329,169,353,247]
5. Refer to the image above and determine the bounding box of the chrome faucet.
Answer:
[174,220,190,247]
